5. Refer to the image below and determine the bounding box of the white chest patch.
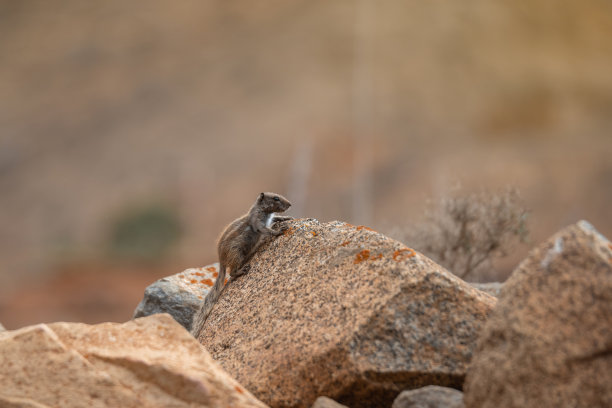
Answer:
[265,213,275,228]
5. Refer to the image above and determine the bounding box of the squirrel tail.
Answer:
[190,263,226,339]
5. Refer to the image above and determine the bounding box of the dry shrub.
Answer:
[400,188,529,281]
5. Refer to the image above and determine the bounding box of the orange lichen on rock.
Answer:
[206,266,216,272]
[213,272,218,278]
[356,225,374,231]
[354,249,371,264]
[234,385,244,394]
[194,272,204,277]
[311,231,317,237]
[190,279,198,284]
[201,279,214,286]
[341,241,351,247]
[372,253,383,260]
[283,227,295,236]
[393,248,416,261]
[178,275,185,279]
[224,278,229,285]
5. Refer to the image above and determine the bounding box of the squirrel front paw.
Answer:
[277,223,293,233]
[273,216,294,223]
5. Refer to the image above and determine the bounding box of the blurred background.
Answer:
[1,0,611,329]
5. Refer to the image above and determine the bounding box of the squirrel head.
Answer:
[257,192,291,213]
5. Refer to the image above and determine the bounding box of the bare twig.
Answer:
[397,187,529,280]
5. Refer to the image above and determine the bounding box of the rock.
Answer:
[133,264,220,331]
[311,396,349,408]
[0,322,5,332]
[469,282,503,298]
[196,219,496,408]
[0,314,267,408]
[391,386,464,408]
[464,220,612,408]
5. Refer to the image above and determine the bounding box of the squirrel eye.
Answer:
[274,197,280,201]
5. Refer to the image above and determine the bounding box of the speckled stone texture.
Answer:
[0,314,267,408]
[197,219,496,408]
[391,386,464,408]
[464,221,612,408]
[469,282,503,298]
[133,263,220,330]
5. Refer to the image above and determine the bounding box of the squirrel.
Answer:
[190,192,292,338]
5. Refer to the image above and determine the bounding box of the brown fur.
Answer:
[190,192,291,338]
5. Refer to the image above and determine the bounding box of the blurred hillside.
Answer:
[1,1,611,326]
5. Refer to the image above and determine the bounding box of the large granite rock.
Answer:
[0,314,267,408]
[196,219,496,408]
[133,264,220,331]
[464,220,612,408]
[391,386,464,408]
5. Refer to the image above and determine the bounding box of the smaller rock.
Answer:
[0,314,267,408]
[392,386,464,408]
[132,263,219,330]
[464,220,612,408]
[311,396,350,408]
[469,282,503,298]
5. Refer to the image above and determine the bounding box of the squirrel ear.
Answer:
[259,192,264,201]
